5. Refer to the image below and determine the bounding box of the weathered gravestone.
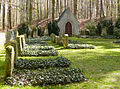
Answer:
[33,30,38,37]
[64,34,68,48]
[50,33,56,43]
[5,30,16,43]
[21,35,26,49]
[55,36,59,44]
[4,40,18,63]
[44,28,49,36]
[4,46,15,79]
[16,36,23,56]
[59,35,63,46]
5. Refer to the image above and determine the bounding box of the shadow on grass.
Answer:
[0,38,120,89]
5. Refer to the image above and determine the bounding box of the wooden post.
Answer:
[64,34,68,48]
[4,46,14,80]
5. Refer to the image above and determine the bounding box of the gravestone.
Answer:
[55,36,59,44]
[64,34,68,48]
[50,33,56,43]
[50,33,54,42]
[56,36,60,45]
[4,40,18,63]
[59,35,63,46]
[5,30,16,43]
[16,36,22,56]
[16,31,19,37]
[4,46,15,79]
[24,34,27,42]
[101,27,107,36]
[34,30,38,37]
[44,28,48,36]
[21,35,26,49]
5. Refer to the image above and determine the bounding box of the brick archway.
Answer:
[65,22,72,35]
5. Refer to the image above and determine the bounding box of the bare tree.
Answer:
[29,0,33,24]
[52,0,55,22]
[74,0,77,18]
[8,0,12,29]
[2,0,5,30]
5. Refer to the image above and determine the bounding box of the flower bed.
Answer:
[113,40,120,43]
[67,44,96,49]
[68,40,86,44]
[21,45,58,56]
[26,36,51,44]
[5,68,85,86]
[15,57,71,69]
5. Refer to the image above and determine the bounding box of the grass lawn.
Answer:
[0,37,120,89]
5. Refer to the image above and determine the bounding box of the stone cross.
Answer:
[64,34,68,48]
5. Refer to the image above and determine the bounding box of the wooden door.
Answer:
[65,22,72,36]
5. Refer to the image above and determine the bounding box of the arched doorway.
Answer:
[65,22,72,36]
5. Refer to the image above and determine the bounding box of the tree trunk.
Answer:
[74,0,77,18]
[100,0,105,21]
[60,0,63,15]
[29,0,33,24]
[64,0,66,9]
[40,0,42,20]
[8,0,12,29]
[52,0,55,23]
[118,0,120,17]
[2,1,5,30]
[26,0,29,22]
[16,0,18,25]
[47,0,49,18]
[96,0,99,18]
[90,0,92,20]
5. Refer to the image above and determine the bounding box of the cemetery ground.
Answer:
[0,37,120,89]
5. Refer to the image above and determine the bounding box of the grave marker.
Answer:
[50,33,56,43]
[4,46,14,79]
[16,36,22,56]
[4,40,18,63]
[64,34,68,48]
[59,35,63,46]
[21,35,26,48]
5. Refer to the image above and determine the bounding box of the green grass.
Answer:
[0,37,120,89]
